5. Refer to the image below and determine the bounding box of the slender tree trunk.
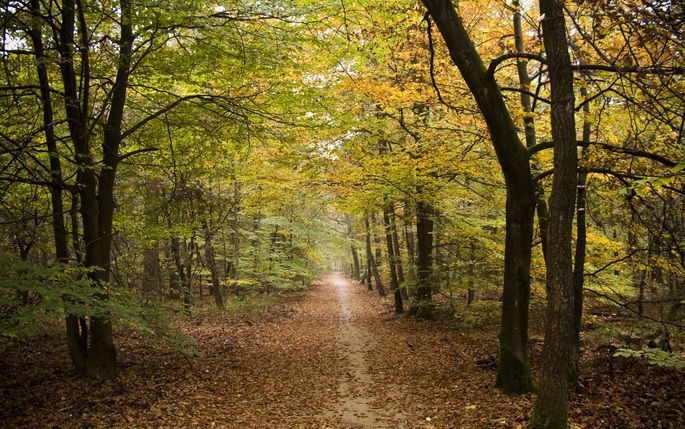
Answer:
[570,82,592,384]
[390,204,405,285]
[203,220,224,309]
[467,240,476,305]
[84,0,133,379]
[231,179,240,280]
[383,204,403,313]
[389,204,408,301]
[365,218,385,296]
[171,236,191,314]
[422,0,536,394]
[513,0,549,259]
[404,201,417,283]
[70,191,83,263]
[413,200,434,317]
[143,182,162,298]
[364,220,375,292]
[184,237,194,307]
[371,212,383,271]
[27,0,87,373]
[433,224,443,293]
[530,0,578,427]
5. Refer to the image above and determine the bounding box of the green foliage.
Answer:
[454,300,501,330]
[0,254,196,356]
[0,256,99,336]
[613,348,685,369]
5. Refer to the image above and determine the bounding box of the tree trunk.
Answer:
[143,182,162,298]
[570,81,592,385]
[351,245,361,281]
[84,0,133,379]
[364,220,375,292]
[366,218,385,296]
[383,204,403,313]
[422,0,536,394]
[467,240,476,305]
[203,220,224,309]
[404,201,417,283]
[413,200,434,317]
[143,244,162,297]
[171,236,191,314]
[530,0,578,427]
[433,224,443,293]
[513,0,549,260]
[27,0,87,374]
[390,204,405,286]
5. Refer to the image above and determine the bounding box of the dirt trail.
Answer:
[323,272,406,428]
[3,272,682,428]
[1,272,409,429]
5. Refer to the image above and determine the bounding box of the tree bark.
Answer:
[390,204,405,287]
[421,0,537,393]
[365,218,385,296]
[27,0,87,373]
[351,245,361,281]
[364,219,375,292]
[467,240,476,305]
[171,235,191,314]
[570,81,592,385]
[513,0,549,260]
[143,182,162,298]
[384,203,403,313]
[84,0,133,379]
[530,0,578,427]
[203,220,224,309]
[403,201,417,283]
[413,200,434,317]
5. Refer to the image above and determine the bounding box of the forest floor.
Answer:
[1,272,684,428]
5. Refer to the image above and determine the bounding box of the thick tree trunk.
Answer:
[496,196,536,394]
[530,0,578,427]
[351,245,361,281]
[413,200,434,317]
[422,0,536,394]
[143,244,163,297]
[383,204,403,313]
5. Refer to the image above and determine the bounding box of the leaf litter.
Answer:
[1,273,683,428]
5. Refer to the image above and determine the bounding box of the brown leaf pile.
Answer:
[1,273,683,428]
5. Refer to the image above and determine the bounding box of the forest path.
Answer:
[2,271,509,429]
[3,274,683,429]
[322,272,407,428]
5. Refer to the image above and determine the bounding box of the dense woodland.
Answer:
[0,0,684,428]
